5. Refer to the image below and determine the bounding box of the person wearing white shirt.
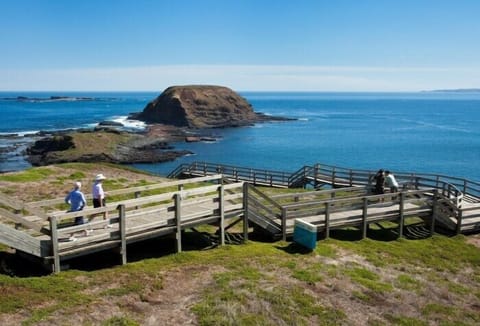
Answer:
[385,170,399,193]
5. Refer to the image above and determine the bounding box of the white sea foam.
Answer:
[0,130,41,137]
[110,116,146,131]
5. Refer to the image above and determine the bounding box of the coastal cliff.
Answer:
[135,85,287,128]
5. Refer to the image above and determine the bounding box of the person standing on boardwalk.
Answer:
[373,169,385,195]
[385,170,399,193]
[65,181,90,240]
[92,173,110,226]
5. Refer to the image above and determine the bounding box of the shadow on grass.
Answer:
[275,242,314,255]
[1,221,454,276]
[0,252,50,277]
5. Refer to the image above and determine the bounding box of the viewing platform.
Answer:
[1,162,479,273]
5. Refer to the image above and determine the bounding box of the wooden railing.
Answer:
[169,162,292,187]
[0,175,246,272]
[48,177,244,272]
[247,185,440,241]
[244,184,283,236]
[169,162,476,209]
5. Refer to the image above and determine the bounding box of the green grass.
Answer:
[1,167,480,325]
[0,236,479,325]
[0,167,55,182]
[102,316,140,326]
[345,266,394,294]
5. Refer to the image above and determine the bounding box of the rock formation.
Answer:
[136,85,262,128]
[26,130,192,166]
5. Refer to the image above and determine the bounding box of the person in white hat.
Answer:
[91,173,110,226]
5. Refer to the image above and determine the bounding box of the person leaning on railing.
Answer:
[385,170,399,193]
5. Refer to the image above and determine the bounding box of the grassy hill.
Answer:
[0,164,479,325]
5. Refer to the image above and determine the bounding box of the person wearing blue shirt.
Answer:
[65,181,90,240]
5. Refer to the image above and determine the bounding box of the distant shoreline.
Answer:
[423,88,480,93]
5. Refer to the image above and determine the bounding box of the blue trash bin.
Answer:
[293,219,317,250]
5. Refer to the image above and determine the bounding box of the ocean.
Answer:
[1,91,479,181]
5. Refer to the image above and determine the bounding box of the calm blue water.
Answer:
[1,91,480,181]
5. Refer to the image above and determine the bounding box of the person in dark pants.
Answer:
[91,173,110,227]
[65,181,91,241]
[373,169,385,195]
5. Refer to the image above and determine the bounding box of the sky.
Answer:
[1,0,479,92]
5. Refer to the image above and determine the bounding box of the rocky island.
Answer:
[133,85,290,128]
[25,85,293,167]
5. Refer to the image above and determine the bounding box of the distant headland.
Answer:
[423,88,480,93]
[0,95,97,102]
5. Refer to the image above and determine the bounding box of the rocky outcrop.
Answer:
[135,85,272,128]
[27,135,75,154]
[26,130,192,166]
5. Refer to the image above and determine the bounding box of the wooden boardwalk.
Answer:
[1,162,480,273]
[0,175,246,272]
[170,162,480,238]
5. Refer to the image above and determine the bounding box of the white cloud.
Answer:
[1,65,479,92]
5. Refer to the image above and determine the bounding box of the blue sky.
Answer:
[1,0,479,91]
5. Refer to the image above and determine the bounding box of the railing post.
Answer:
[281,208,287,241]
[314,164,319,189]
[362,197,368,239]
[118,204,127,265]
[332,168,336,188]
[218,184,225,246]
[14,209,21,230]
[431,189,438,236]
[242,183,249,241]
[456,209,463,235]
[325,202,330,239]
[134,191,141,210]
[398,192,405,239]
[174,193,182,253]
[49,216,60,273]
[349,169,354,187]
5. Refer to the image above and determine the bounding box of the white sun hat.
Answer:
[95,173,106,181]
